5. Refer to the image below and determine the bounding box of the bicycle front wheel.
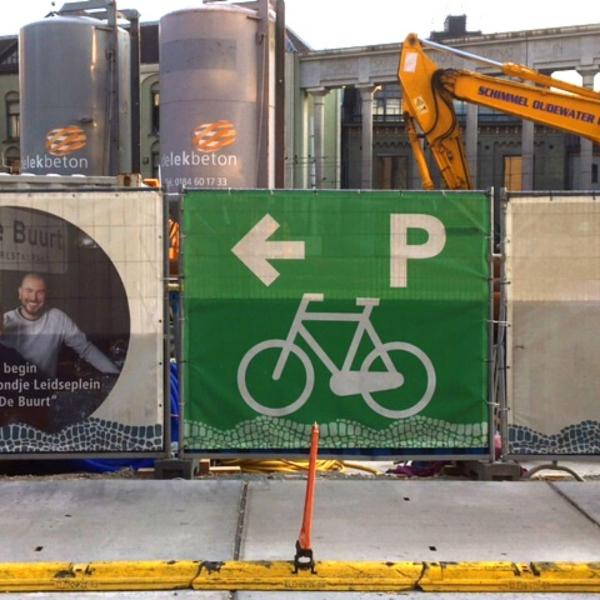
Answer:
[360,342,436,419]
[237,340,314,417]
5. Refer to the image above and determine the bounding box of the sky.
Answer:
[1,0,600,49]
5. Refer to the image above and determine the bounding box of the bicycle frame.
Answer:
[238,292,434,418]
[273,293,398,382]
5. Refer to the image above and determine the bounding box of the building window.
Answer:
[373,85,401,121]
[151,81,160,135]
[504,155,522,191]
[0,40,17,68]
[4,146,20,173]
[593,163,598,184]
[6,92,19,140]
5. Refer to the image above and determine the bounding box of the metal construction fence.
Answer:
[180,189,494,459]
[0,184,167,459]
[1,183,598,463]
[502,191,600,459]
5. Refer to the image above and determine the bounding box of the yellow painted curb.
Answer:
[1,560,600,592]
[0,561,200,592]
[420,561,600,592]
[193,560,422,591]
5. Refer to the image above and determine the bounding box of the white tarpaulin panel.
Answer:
[506,195,600,455]
[0,190,164,454]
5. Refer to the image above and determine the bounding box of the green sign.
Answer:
[183,190,490,454]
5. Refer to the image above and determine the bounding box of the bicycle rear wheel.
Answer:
[360,342,436,419]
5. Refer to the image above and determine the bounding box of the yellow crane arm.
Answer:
[398,33,600,190]
[398,34,473,189]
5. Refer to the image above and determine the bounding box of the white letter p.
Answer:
[390,214,446,288]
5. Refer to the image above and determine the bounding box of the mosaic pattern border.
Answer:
[185,416,488,451]
[509,421,600,455]
[0,418,163,454]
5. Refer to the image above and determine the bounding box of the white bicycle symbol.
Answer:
[237,293,436,419]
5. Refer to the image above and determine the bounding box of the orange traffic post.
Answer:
[294,422,319,574]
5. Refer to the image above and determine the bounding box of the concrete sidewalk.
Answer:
[0,478,598,598]
[1,478,599,563]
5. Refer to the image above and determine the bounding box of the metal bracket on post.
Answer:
[293,541,315,575]
[293,423,319,575]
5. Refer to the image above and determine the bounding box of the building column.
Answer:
[308,87,328,188]
[409,147,423,189]
[521,118,534,190]
[357,84,375,189]
[465,102,478,185]
[577,69,596,189]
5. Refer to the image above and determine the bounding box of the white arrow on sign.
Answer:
[232,213,305,286]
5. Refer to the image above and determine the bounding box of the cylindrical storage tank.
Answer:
[19,16,131,176]
[160,6,269,189]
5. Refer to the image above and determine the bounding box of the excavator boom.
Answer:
[399,34,473,189]
[398,33,600,190]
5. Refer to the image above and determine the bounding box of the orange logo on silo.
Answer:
[192,120,237,153]
[45,126,87,156]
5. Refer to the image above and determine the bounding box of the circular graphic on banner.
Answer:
[0,206,130,433]
[45,125,88,156]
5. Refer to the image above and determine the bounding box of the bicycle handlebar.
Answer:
[301,293,380,307]
[302,293,325,302]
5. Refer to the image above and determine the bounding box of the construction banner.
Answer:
[183,190,491,455]
[506,194,600,455]
[0,190,164,454]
